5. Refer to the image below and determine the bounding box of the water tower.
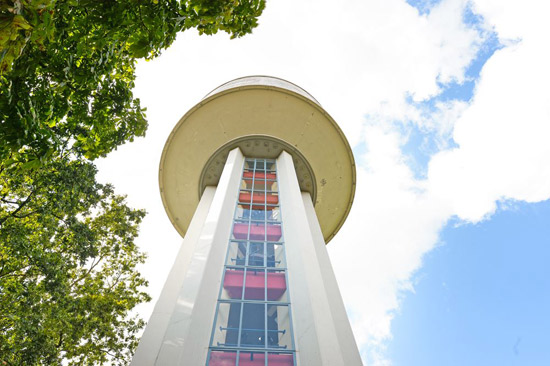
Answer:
[132,76,362,365]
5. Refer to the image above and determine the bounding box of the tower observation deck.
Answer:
[132,76,362,365]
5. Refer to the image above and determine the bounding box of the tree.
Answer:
[0,155,149,365]
[0,0,265,164]
[0,0,265,364]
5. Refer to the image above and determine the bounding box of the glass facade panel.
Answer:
[211,302,238,347]
[266,305,292,349]
[270,243,285,268]
[267,207,281,223]
[240,303,265,347]
[248,242,265,266]
[208,158,295,365]
[226,241,246,266]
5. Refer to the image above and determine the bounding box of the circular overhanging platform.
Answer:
[159,76,356,243]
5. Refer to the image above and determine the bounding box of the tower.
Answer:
[132,76,362,365]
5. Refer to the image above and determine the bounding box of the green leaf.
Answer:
[128,38,150,58]
[20,158,41,170]
[11,15,33,31]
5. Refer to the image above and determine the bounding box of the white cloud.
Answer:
[328,1,550,364]
[471,0,548,42]
[428,1,550,222]
[329,125,452,363]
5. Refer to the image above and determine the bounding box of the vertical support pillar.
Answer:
[302,193,363,365]
[277,151,362,366]
[132,148,245,365]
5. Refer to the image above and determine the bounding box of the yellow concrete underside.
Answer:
[159,86,355,243]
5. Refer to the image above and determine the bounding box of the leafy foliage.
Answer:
[0,156,149,365]
[0,0,265,163]
[0,0,265,364]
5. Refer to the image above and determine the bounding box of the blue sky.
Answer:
[96,0,550,364]
[388,200,550,365]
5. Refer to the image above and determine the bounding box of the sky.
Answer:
[96,0,550,364]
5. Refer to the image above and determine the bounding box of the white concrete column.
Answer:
[132,148,245,366]
[132,187,216,365]
[303,193,363,365]
[276,151,362,366]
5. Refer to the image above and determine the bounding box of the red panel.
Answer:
[224,269,287,300]
[239,192,279,209]
[223,269,244,299]
[209,352,294,366]
[233,223,282,241]
[265,354,295,366]
[266,272,287,300]
[243,171,277,180]
[209,351,237,366]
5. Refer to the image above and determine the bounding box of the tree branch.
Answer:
[56,332,63,348]
[70,254,104,287]
[0,189,35,225]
